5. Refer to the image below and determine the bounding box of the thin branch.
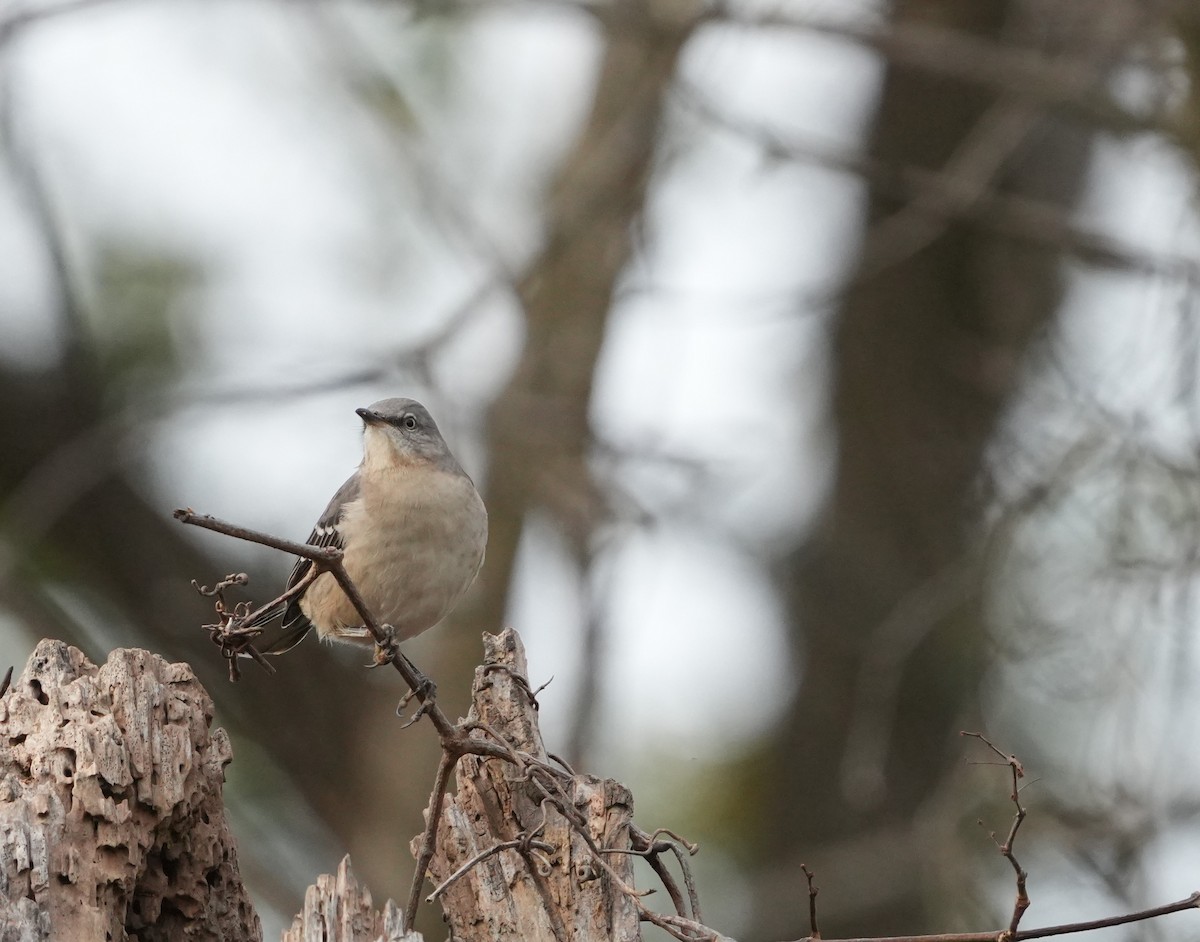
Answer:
[678,84,1200,290]
[786,892,1200,942]
[427,833,556,903]
[173,510,341,562]
[801,864,820,940]
[1011,892,1200,940]
[624,825,703,923]
[521,769,715,942]
[641,850,688,920]
[409,751,457,922]
[962,732,1030,934]
[173,510,517,766]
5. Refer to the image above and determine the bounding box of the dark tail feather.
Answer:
[238,597,313,656]
[242,599,287,629]
[258,599,315,656]
[236,599,309,656]
[258,622,314,656]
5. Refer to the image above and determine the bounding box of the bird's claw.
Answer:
[396,663,437,727]
[398,696,434,729]
[370,624,401,668]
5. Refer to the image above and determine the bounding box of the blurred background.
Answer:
[3,0,1200,938]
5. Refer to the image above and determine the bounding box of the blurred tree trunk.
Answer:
[460,0,701,753]
[754,1,1145,937]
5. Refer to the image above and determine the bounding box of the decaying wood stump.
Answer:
[0,640,259,941]
[416,629,640,941]
[0,632,651,941]
[282,855,418,942]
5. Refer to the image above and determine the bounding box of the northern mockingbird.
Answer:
[256,397,487,657]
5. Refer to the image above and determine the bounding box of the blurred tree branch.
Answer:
[679,84,1199,289]
[475,0,705,765]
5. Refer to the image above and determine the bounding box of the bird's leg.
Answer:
[370,624,401,668]
[395,651,438,728]
[397,651,436,704]
[368,625,437,725]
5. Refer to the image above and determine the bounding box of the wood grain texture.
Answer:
[282,856,417,942]
[0,640,258,941]
[416,629,639,942]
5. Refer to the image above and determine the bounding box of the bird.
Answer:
[253,397,488,660]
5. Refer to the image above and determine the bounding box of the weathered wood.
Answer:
[416,629,640,941]
[282,855,418,942]
[0,633,648,941]
[0,640,259,941]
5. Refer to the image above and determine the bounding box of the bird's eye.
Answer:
[403,415,418,431]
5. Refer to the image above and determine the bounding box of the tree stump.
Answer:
[416,629,640,941]
[282,855,417,942]
[0,632,651,941]
[0,640,259,941]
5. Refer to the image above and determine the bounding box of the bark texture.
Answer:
[416,629,639,942]
[0,640,259,941]
[282,856,417,942]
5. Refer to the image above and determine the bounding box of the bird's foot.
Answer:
[370,624,401,668]
[396,653,437,728]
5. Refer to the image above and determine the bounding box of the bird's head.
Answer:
[356,398,459,474]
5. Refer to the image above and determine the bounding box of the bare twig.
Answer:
[789,892,1200,942]
[410,751,457,917]
[639,849,688,919]
[174,509,341,562]
[190,573,248,597]
[801,864,820,939]
[1010,892,1200,940]
[788,738,1200,942]
[186,571,272,679]
[962,731,1030,934]
[621,825,703,923]
[428,798,559,903]
[189,568,328,679]
[427,832,557,903]
[640,826,700,855]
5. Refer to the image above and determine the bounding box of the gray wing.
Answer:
[261,472,361,655]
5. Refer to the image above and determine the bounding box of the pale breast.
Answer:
[303,464,487,643]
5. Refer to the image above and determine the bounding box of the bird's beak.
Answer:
[356,407,384,425]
